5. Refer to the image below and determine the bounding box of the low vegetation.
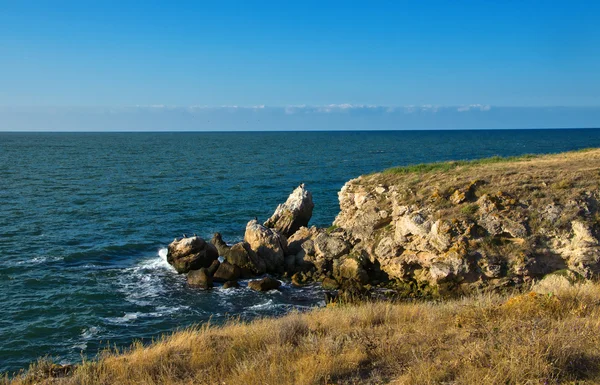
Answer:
[6,278,600,385]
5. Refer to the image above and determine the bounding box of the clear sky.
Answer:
[1,1,599,130]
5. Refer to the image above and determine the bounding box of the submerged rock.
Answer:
[264,184,314,237]
[222,280,240,289]
[248,276,282,291]
[167,236,219,274]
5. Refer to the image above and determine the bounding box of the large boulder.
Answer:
[187,268,213,289]
[167,236,219,274]
[213,261,241,282]
[264,184,314,237]
[227,242,267,275]
[248,276,282,291]
[211,233,267,275]
[244,220,287,272]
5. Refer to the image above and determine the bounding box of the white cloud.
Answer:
[457,104,491,112]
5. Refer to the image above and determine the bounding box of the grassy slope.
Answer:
[7,279,600,385]
[7,148,600,385]
[360,147,600,236]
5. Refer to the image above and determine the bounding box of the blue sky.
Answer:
[1,1,599,130]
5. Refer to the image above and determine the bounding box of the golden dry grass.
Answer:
[6,278,600,385]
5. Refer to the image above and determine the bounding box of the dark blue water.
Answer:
[1,129,599,373]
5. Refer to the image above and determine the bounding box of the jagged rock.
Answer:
[244,220,287,272]
[449,180,484,205]
[287,226,320,255]
[187,268,213,289]
[222,280,240,289]
[331,150,600,293]
[226,241,266,275]
[210,232,231,257]
[264,184,314,237]
[167,236,219,274]
[213,261,241,282]
[334,258,369,284]
[313,232,350,261]
[248,276,282,291]
[207,260,220,276]
[291,272,306,287]
[322,277,340,290]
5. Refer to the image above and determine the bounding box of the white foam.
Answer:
[105,312,142,324]
[137,248,173,271]
[15,255,62,266]
[248,299,275,310]
[81,326,100,340]
[71,343,87,351]
[116,247,180,306]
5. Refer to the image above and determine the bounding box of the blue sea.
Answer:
[1,129,599,373]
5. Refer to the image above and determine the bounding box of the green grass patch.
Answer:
[383,154,539,175]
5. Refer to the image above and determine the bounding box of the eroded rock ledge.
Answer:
[168,149,600,297]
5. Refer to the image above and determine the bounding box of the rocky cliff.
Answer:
[325,148,600,294]
[169,149,600,297]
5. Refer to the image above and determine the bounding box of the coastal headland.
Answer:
[7,148,600,384]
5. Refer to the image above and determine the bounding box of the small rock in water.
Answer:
[291,272,306,287]
[213,261,241,282]
[187,268,213,289]
[222,280,240,289]
[248,276,282,291]
[167,236,219,274]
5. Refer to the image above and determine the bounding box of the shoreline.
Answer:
[6,147,600,382]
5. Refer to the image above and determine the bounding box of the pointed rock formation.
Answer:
[244,219,287,273]
[264,184,314,237]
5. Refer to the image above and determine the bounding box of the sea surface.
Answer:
[1,129,600,373]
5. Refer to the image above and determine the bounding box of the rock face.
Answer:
[167,236,219,274]
[187,268,213,289]
[210,233,267,275]
[244,220,287,273]
[264,184,314,237]
[328,150,600,293]
[213,262,241,282]
[248,276,282,291]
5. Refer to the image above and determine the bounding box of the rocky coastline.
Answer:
[167,149,600,300]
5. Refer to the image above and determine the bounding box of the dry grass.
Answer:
[6,279,600,385]
[359,147,600,236]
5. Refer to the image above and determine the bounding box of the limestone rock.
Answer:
[287,226,320,255]
[291,272,306,287]
[207,260,220,276]
[335,258,369,284]
[264,184,314,237]
[227,241,266,275]
[313,232,350,261]
[167,236,219,274]
[210,232,231,257]
[213,261,241,282]
[244,220,287,272]
[222,280,240,289]
[248,276,282,291]
[187,268,213,289]
[322,277,340,290]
